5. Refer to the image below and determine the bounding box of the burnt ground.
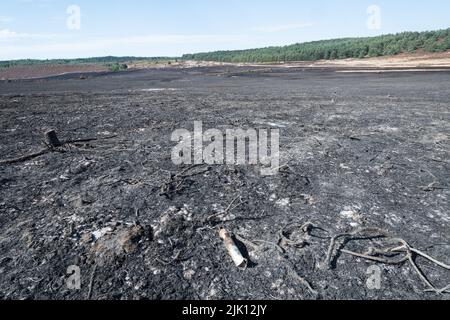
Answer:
[0,66,449,300]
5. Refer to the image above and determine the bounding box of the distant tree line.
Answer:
[0,56,171,69]
[182,29,450,63]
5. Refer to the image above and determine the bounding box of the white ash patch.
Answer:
[432,209,450,223]
[385,213,403,227]
[275,198,290,207]
[339,206,363,227]
[372,125,400,133]
[138,88,178,92]
[183,269,196,281]
[98,131,113,136]
[92,227,113,240]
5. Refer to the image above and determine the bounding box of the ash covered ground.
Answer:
[0,67,449,300]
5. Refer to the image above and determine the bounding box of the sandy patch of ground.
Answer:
[0,64,108,80]
[264,51,450,69]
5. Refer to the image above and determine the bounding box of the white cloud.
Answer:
[0,34,248,59]
[0,29,18,38]
[0,16,13,23]
[252,22,315,33]
[0,29,58,39]
[18,0,55,4]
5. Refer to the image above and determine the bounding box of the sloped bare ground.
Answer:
[0,64,108,81]
[0,68,448,300]
[312,50,450,68]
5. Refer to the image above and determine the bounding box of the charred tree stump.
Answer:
[0,131,118,166]
[45,130,63,148]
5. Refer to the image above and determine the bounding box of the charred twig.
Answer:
[206,196,243,222]
[159,164,209,197]
[340,248,409,265]
[323,227,389,269]
[323,227,450,294]
[173,163,204,179]
[155,250,183,266]
[86,264,97,300]
[286,264,319,297]
[235,234,284,254]
[279,222,317,249]
[233,229,318,297]
[425,157,449,165]
[420,181,446,192]
[65,134,118,145]
[0,149,50,165]
[425,284,450,295]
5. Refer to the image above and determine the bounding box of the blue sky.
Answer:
[0,0,449,60]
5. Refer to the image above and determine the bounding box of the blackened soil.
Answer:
[0,67,449,300]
